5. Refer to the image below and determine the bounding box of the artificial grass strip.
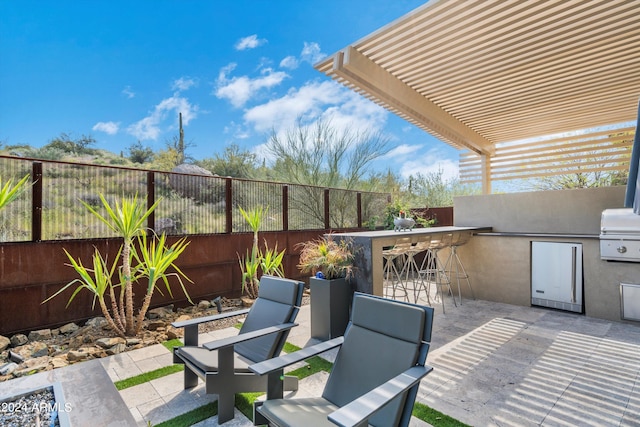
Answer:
[114,364,184,390]
[283,341,301,353]
[288,355,333,379]
[154,401,218,427]
[235,392,263,421]
[412,402,471,427]
[162,338,184,351]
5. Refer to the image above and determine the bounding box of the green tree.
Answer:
[127,141,155,164]
[266,118,391,227]
[197,144,257,178]
[44,132,96,155]
[406,168,479,207]
[151,148,182,171]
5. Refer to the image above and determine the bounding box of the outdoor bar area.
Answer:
[332,225,490,297]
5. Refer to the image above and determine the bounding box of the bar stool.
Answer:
[444,231,474,305]
[421,233,456,313]
[400,236,432,304]
[382,238,411,301]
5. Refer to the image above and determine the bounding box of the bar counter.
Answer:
[330,226,492,296]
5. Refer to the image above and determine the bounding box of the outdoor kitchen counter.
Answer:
[330,226,492,296]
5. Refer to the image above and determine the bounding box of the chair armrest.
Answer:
[171,308,250,347]
[202,323,298,351]
[250,337,344,376]
[171,308,250,329]
[328,365,433,427]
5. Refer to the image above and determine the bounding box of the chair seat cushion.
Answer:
[175,346,253,373]
[259,397,339,427]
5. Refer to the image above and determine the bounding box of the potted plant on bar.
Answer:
[297,234,354,340]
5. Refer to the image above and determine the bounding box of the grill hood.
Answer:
[600,208,640,262]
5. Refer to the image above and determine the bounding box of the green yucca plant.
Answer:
[44,194,192,337]
[0,174,30,211]
[237,205,286,299]
[260,240,285,278]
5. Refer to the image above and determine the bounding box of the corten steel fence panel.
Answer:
[232,179,283,232]
[287,184,325,230]
[154,171,227,235]
[41,162,147,240]
[0,157,32,242]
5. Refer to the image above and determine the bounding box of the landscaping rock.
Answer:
[0,362,18,376]
[156,217,180,235]
[85,317,108,328]
[10,334,28,347]
[165,328,180,340]
[169,163,215,200]
[13,356,49,377]
[96,337,126,349]
[13,342,48,359]
[106,343,126,355]
[0,336,10,352]
[30,342,49,358]
[69,335,84,349]
[67,349,90,362]
[126,338,141,346]
[198,300,211,310]
[50,357,68,369]
[28,329,52,342]
[147,320,166,331]
[59,322,80,335]
[147,305,174,319]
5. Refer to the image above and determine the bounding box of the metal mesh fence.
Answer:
[0,157,32,242]
[287,185,325,230]
[0,156,390,241]
[41,162,146,240]
[154,171,227,234]
[232,179,283,232]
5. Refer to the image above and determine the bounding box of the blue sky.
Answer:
[0,0,460,180]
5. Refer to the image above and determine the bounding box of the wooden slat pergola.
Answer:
[315,0,640,193]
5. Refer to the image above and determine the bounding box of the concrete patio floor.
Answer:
[3,290,640,426]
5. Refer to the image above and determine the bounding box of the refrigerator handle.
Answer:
[571,246,577,303]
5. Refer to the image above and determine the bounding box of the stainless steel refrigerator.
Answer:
[531,241,583,313]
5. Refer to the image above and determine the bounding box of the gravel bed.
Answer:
[0,387,59,427]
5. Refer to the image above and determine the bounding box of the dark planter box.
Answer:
[310,276,352,340]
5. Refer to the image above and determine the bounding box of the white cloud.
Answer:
[301,42,325,64]
[92,121,120,135]
[122,86,135,98]
[172,77,197,92]
[127,95,198,140]
[398,150,459,181]
[279,55,299,69]
[235,34,267,51]
[243,80,344,133]
[215,64,289,108]
[243,80,388,145]
[381,144,422,159]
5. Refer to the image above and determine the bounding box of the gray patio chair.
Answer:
[172,275,305,424]
[250,292,434,427]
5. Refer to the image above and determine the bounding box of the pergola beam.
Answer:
[332,46,495,157]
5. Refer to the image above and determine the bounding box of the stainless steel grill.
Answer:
[600,208,640,262]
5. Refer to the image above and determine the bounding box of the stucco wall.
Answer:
[453,185,640,322]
